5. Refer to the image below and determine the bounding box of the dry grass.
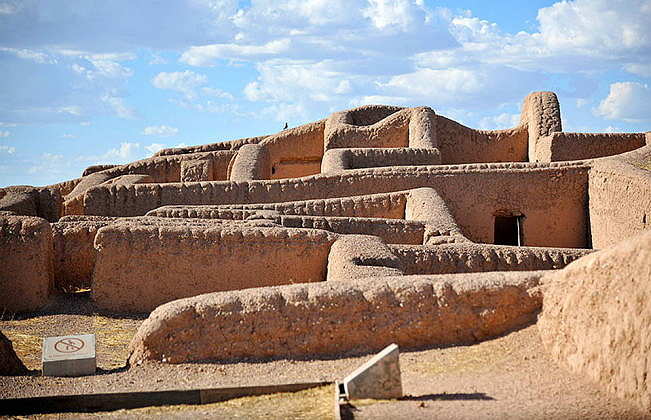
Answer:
[411,332,516,376]
[0,310,142,371]
[28,385,336,420]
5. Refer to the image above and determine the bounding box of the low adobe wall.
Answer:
[128,270,544,364]
[277,215,424,245]
[191,191,409,220]
[321,148,441,173]
[405,187,469,245]
[390,243,592,275]
[538,231,651,412]
[262,120,325,179]
[326,235,405,281]
[0,215,53,312]
[588,156,651,248]
[92,224,337,312]
[535,132,646,162]
[154,135,268,156]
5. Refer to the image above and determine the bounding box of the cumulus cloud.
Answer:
[98,142,141,163]
[477,113,521,130]
[596,82,651,122]
[143,125,179,137]
[180,39,291,66]
[144,143,166,154]
[101,94,136,119]
[152,71,208,99]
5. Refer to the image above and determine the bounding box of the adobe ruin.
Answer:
[1,91,649,410]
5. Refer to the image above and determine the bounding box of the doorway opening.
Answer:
[494,214,523,246]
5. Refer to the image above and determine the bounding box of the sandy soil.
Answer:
[0,293,648,419]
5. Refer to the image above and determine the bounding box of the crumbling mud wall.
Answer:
[128,271,544,364]
[92,224,337,312]
[538,231,651,412]
[522,91,563,162]
[326,235,405,281]
[0,215,53,312]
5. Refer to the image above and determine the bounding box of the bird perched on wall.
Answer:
[283,122,288,130]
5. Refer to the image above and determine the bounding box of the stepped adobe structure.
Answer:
[1,91,650,410]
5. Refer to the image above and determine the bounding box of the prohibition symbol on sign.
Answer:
[54,338,85,353]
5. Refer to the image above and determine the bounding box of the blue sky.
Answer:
[1,0,650,187]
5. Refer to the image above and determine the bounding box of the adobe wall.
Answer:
[521,91,563,162]
[128,270,544,364]
[390,243,592,275]
[404,187,469,245]
[157,191,409,220]
[229,144,272,181]
[0,215,53,312]
[52,218,117,291]
[77,163,590,246]
[324,106,411,150]
[588,157,651,248]
[154,135,268,156]
[92,224,337,312]
[535,132,646,162]
[261,120,325,179]
[326,235,405,281]
[538,231,651,412]
[0,186,62,222]
[435,116,528,164]
[321,147,441,172]
[277,215,424,245]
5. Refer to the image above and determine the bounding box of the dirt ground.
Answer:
[0,293,648,419]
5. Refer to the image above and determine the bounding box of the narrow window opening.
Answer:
[494,215,523,246]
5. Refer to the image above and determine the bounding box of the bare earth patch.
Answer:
[0,294,648,419]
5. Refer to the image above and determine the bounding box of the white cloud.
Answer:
[478,113,520,130]
[363,0,420,31]
[61,133,77,139]
[0,3,18,14]
[596,82,651,122]
[101,94,136,119]
[144,143,166,154]
[152,71,208,99]
[180,39,291,66]
[0,145,15,154]
[624,63,651,78]
[28,153,64,174]
[0,47,56,64]
[143,125,179,137]
[100,142,141,163]
[57,106,83,116]
[202,87,234,99]
[0,131,9,137]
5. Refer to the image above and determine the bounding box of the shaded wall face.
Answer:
[437,167,589,248]
[270,159,321,179]
[589,162,651,248]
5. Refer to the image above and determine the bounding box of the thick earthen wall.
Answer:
[538,231,651,412]
[536,132,646,162]
[588,158,651,248]
[0,216,53,312]
[390,243,592,275]
[128,271,544,364]
[321,147,441,172]
[78,163,590,239]
[92,224,337,312]
[435,116,528,164]
[324,107,410,150]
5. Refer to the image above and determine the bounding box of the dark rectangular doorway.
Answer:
[494,215,522,246]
